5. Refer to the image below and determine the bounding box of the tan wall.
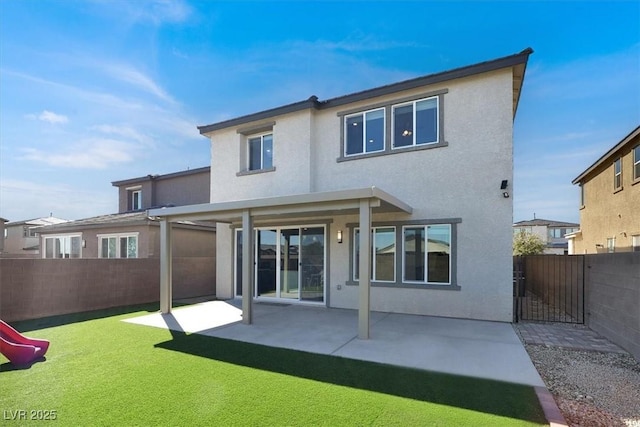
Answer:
[37,225,215,259]
[0,257,216,322]
[574,137,640,253]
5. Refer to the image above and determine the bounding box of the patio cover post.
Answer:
[159,219,173,313]
[358,199,372,339]
[241,210,254,324]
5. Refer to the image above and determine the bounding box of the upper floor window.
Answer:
[579,184,585,207]
[44,235,81,259]
[23,226,38,238]
[248,133,273,171]
[614,158,622,190]
[337,89,447,163]
[634,145,640,181]
[131,190,142,210]
[393,97,438,149]
[99,234,138,258]
[345,109,385,156]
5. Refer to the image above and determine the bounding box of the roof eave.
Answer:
[572,125,640,185]
[198,48,534,135]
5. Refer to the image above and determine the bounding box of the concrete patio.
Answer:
[124,299,545,388]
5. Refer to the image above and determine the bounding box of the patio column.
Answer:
[358,199,372,339]
[160,219,173,313]
[241,210,254,324]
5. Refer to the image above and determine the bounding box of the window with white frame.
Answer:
[607,237,615,253]
[614,158,622,190]
[98,234,138,258]
[353,227,396,282]
[403,224,451,284]
[23,226,38,238]
[44,235,82,259]
[634,145,640,181]
[345,108,385,156]
[580,184,585,207]
[393,97,438,149]
[248,133,273,171]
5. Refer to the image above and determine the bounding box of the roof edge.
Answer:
[572,125,640,184]
[198,48,534,135]
[112,166,210,187]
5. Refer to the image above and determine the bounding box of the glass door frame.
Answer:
[234,224,327,305]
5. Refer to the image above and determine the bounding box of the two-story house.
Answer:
[37,167,215,259]
[150,48,533,337]
[568,125,640,254]
[513,218,579,254]
[2,216,69,258]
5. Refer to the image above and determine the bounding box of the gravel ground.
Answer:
[525,345,640,426]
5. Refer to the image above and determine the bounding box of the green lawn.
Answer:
[2,305,546,426]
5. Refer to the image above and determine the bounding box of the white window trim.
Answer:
[97,232,139,258]
[633,145,640,181]
[402,224,452,285]
[42,233,83,259]
[392,96,439,150]
[614,158,622,190]
[247,132,273,171]
[344,108,386,157]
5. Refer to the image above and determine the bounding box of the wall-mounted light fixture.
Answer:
[82,239,86,248]
[337,229,343,244]
[501,179,509,198]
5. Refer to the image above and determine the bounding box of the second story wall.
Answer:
[575,131,640,253]
[114,167,210,212]
[209,111,313,202]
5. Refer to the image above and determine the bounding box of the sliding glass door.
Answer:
[234,226,325,303]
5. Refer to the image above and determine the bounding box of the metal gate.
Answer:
[513,255,585,324]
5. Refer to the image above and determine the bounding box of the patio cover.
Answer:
[148,186,412,339]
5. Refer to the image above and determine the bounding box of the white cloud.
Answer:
[90,0,191,26]
[90,124,153,145]
[104,64,175,103]
[21,138,137,169]
[25,110,69,124]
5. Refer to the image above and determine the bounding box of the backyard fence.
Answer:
[513,255,585,324]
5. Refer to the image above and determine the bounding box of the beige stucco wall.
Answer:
[37,225,215,259]
[574,137,640,254]
[210,68,516,322]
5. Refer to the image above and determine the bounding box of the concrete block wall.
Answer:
[0,257,215,322]
[585,252,640,361]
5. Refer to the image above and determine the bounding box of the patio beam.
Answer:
[241,210,254,324]
[159,219,173,313]
[358,199,372,339]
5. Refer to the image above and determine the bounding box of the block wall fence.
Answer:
[0,258,215,322]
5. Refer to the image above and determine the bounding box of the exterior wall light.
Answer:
[337,230,343,244]
[501,180,509,198]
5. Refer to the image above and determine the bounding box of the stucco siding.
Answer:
[574,136,640,254]
[205,67,517,322]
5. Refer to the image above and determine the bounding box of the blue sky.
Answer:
[1,0,638,223]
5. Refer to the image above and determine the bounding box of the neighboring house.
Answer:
[150,47,533,336]
[2,216,69,258]
[513,218,579,255]
[37,212,215,259]
[112,166,210,212]
[37,167,215,259]
[568,126,640,254]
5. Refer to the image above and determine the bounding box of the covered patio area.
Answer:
[148,186,413,339]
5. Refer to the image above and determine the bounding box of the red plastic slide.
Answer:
[0,320,50,365]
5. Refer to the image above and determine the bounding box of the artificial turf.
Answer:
[1,305,547,426]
